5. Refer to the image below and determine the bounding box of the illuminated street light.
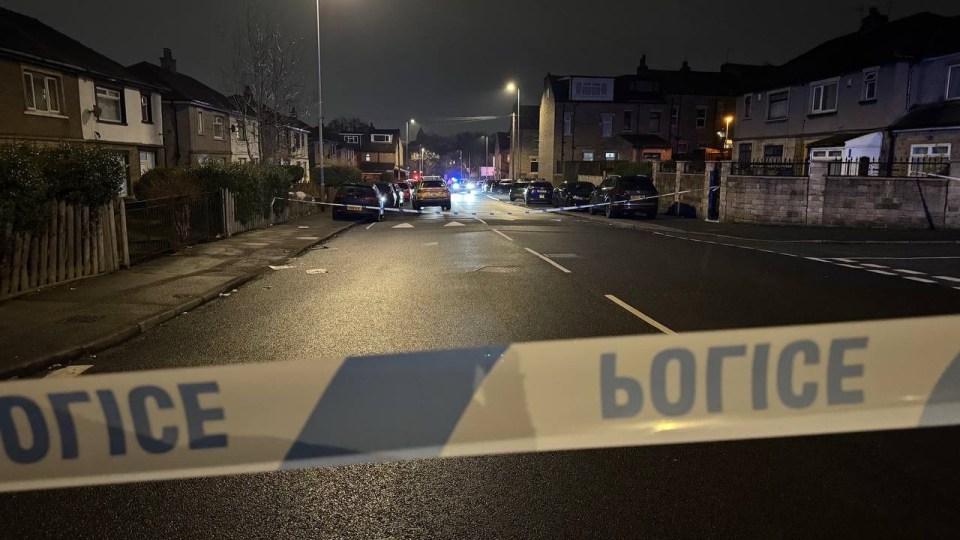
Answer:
[406,119,415,169]
[505,82,520,179]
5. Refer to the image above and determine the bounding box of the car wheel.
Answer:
[566,196,574,208]
[605,200,617,218]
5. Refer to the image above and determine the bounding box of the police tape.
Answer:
[276,186,721,217]
[2,314,958,493]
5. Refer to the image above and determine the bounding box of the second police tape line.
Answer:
[0,314,958,493]
[274,185,721,217]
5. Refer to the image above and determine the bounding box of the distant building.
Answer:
[308,127,358,171]
[338,127,404,178]
[733,9,960,171]
[492,131,510,179]
[0,7,166,194]
[538,57,738,181]
[509,105,540,178]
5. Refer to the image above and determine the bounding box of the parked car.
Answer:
[523,181,554,204]
[332,183,384,221]
[508,181,530,201]
[553,181,597,209]
[395,181,412,202]
[588,175,658,218]
[375,181,401,208]
[413,178,451,211]
[494,179,515,194]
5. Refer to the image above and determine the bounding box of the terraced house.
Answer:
[733,9,960,174]
[0,7,165,194]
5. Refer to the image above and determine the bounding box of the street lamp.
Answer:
[406,118,415,169]
[505,82,520,179]
[724,114,734,159]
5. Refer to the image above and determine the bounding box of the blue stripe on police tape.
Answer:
[282,345,507,463]
[920,352,960,427]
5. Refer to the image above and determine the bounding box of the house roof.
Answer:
[227,95,310,131]
[807,131,876,148]
[890,101,960,131]
[748,12,960,89]
[127,62,233,111]
[620,134,671,148]
[0,7,161,90]
[546,67,739,104]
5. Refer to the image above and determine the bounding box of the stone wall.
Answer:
[720,176,809,225]
[678,174,707,218]
[652,172,676,214]
[821,177,952,228]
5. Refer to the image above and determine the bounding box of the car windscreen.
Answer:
[529,182,552,188]
[620,177,656,190]
[574,182,595,191]
[340,186,375,197]
[421,180,445,188]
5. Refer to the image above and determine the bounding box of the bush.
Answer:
[192,161,290,223]
[612,161,654,177]
[134,167,202,200]
[283,165,305,185]
[0,142,124,232]
[311,165,362,188]
[378,170,395,183]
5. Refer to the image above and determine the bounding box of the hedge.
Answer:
[310,165,362,188]
[0,142,125,232]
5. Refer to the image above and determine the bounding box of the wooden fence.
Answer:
[0,200,124,300]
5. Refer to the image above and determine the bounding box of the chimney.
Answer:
[637,54,648,75]
[860,7,888,32]
[160,48,177,73]
[680,60,691,72]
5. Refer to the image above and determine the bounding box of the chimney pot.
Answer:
[160,48,177,74]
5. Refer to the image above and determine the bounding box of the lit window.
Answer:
[767,91,789,120]
[810,79,839,113]
[364,153,371,162]
[22,70,63,114]
[372,134,391,143]
[582,151,594,161]
[213,116,225,139]
[95,86,123,123]
[862,69,878,101]
[604,152,617,160]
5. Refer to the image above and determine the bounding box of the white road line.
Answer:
[475,217,488,225]
[893,269,926,275]
[525,248,572,273]
[837,263,864,269]
[46,365,93,378]
[365,222,377,230]
[779,253,799,257]
[836,256,960,261]
[805,257,831,263]
[296,236,320,240]
[934,275,960,283]
[861,263,890,269]
[391,223,414,229]
[831,258,858,263]
[492,229,514,241]
[867,269,898,276]
[903,276,938,284]
[604,295,675,335]
[485,194,499,201]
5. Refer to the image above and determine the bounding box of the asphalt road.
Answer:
[4,192,960,538]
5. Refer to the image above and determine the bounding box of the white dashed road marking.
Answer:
[492,229,514,242]
[861,264,891,269]
[46,365,93,378]
[904,276,939,284]
[444,221,466,227]
[867,269,898,276]
[604,295,675,335]
[391,223,414,229]
[934,276,960,283]
[365,223,377,230]
[893,269,926,275]
[525,248,572,273]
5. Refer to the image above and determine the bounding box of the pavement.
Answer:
[2,192,960,538]
[0,212,355,378]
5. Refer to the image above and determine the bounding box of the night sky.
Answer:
[4,0,959,134]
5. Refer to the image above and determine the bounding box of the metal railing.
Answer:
[659,160,677,173]
[730,160,809,177]
[681,161,706,174]
[825,158,950,178]
[124,192,224,263]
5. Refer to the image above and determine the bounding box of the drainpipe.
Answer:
[169,101,181,166]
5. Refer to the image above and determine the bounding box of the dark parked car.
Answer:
[588,175,658,218]
[494,179,515,194]
[394,181,412,203]
[332,183,384,221]
[523,181,554,204]
[375,182,401,208]
[508,181,530,201]
[553,181,597,209]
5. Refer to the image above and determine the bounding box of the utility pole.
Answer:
[315,0,325,195]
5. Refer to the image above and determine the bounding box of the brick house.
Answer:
[0,7,166,195]
[733,9,960,173]
[339,127,404,178]
[509,105,540,178]
[538,57,738,182]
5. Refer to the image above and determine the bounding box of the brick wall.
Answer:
[821,177,950,228]
[721,176,809,224]
[653,172,676,214]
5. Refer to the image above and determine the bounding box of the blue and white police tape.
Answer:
[276,186,720,217]
[2,314,957,493]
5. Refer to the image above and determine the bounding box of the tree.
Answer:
[228,5,304,164]
[325,117,371,136]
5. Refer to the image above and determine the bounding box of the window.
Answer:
[810,79,839,114]
[862,69,878,101]
[22,70,63,114]
[601,114,613,137]
[947,65,960,100]
[364,153,371,162]
[737,143,752,163]
[695,107,707,128]
[604,152,617,160]
[743,95,752,119]
[371,134,391,143]
[574,81,609,97]
[763,144,784,160]
[648,111,661,133]
[344,135,360,144]
[909,143,951,175]
[197,110,204,135]
[678,141,689,154]
[238,157,247,164]
[671,105,679,127]
[530,157,539,173]
[95,86,123,123]
[582,151,595,161]
[213,116,225,139]
[642,152,661,161]
[139,150,156,177]
[563,113,573,135]
[237,121,247,141]
[140,93,153,123]
[767,90,789,120]
[623,111,632,131]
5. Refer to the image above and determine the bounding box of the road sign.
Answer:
[481,166,495,177]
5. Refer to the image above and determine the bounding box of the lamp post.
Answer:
[315,0,325,195]
[723,114,734,159]
[506,82,520,179]
[406,118,415,169]
[420,147,425,174]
